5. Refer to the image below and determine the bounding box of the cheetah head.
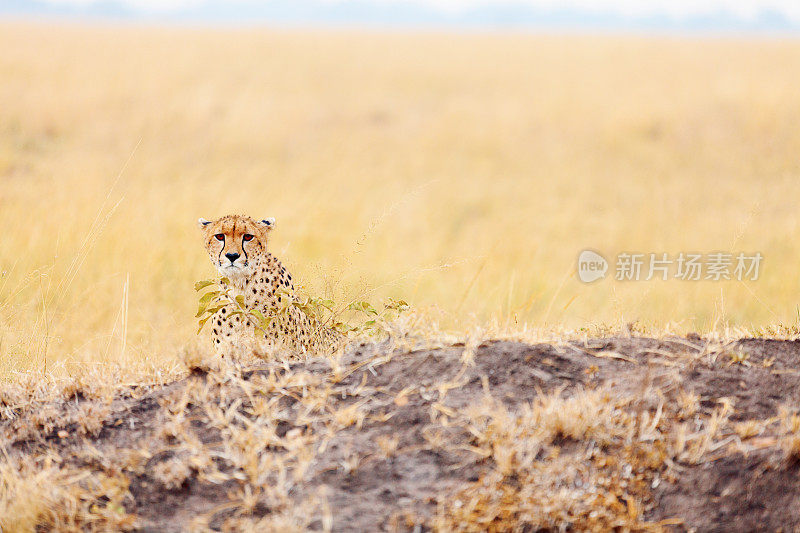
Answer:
[197,215,275,279]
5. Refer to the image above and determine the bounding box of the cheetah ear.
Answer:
[260,217,276,229]
[197,218,212,229]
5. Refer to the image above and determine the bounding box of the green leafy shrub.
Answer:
[194,277,409,340]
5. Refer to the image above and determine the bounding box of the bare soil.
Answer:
[6,336,800,531]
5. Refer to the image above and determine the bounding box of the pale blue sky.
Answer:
[37,0,800,19]
[5,0,800,31]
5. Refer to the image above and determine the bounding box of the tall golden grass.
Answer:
[2,22,800,374]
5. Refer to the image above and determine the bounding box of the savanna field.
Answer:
[3,24,800,374]
[6,23,800,531]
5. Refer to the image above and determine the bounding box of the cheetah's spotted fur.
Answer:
[198,214,341,357]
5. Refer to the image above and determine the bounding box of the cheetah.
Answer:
[198,214,341,357]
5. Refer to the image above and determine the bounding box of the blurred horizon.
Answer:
[3,0,800,33]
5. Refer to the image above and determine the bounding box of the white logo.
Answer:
[577,250,608,283]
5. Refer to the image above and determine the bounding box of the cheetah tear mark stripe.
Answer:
[241,230,249,265]
[217,234,225,266]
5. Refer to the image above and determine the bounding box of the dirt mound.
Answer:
[5,336,800,531]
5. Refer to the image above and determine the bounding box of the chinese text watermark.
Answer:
[577,251,762,283]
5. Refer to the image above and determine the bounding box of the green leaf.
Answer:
[349,301,378,315]
[388,298,409,310]
[197,315,212,334]
[277,286,293,298]
[199,291,219,303]
[194,279,216,291]
[235,295,246,308]
[293,302,317,319]
[205,304,227,316]
[196,291,220,317]
[333,321,355,333]
[317,298,335,311]
[249,309,271,330]
[219,277,231,285]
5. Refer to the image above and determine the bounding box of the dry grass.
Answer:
[2,23,800,375]
[432,390,657,531]
[6,335,800,530]
[0,455,135,532]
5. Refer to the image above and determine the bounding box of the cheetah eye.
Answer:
[214,234,224,241]
[242,234,254,242]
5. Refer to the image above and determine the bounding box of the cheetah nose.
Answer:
[225,252,240,262]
